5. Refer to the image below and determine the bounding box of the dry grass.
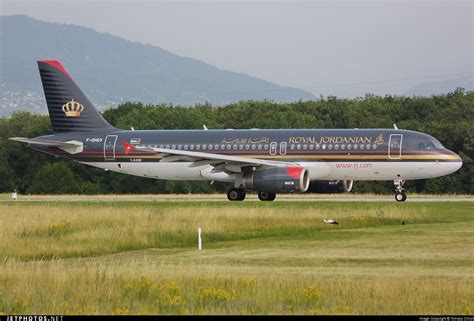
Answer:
[0,201,472,315]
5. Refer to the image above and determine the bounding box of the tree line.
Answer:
[0,89,472,195]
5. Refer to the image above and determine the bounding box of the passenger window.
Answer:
[196,145,200,150]
[184,145,188,150]
[258,144,263,150]
[264,144,269,150]
[215,144,219,150]
[252,144,256,150]
[309,144,314,149]
[360,144,364,150]
[341,144,346,149]
[290,144,295,150]
[178,145,182,150]
[297,144,301,150]
[316,144,320,150]
[190,145,194,150]
[233,144,237,150]
[303,144,308,150]
[159,145,164,148]
[335,144,339,150]
[172,145,176,149]
[166,144,170,149]
[245,144,250,150]
[227,145,231,150]
[328,144,333,150]
[366,144,370,150]
[347,144,351,149]
[372,144,377,149]
[239,144,244,150]
[354,144,358,150]
[418,143,425,149]
[221,144,225,150]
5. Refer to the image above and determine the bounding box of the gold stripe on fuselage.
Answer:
[95,153,460,161]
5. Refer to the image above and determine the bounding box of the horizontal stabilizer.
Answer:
[9,137,83,154]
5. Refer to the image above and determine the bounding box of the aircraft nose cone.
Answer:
[446,150,463,174]
[454,152,463,171]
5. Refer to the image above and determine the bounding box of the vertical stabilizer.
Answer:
[37,60,114,133]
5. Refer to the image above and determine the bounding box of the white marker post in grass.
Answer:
[198,227,202,251]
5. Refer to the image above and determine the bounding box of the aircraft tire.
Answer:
[227,188,245,201]
[258,191,276,201]
[395,192,407,202]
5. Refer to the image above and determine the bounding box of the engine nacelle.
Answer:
[307,180,354,193]
[242,167,310,193]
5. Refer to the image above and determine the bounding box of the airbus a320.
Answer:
[10,61,463,201]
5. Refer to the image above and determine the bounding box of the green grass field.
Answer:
[0,200,472,315]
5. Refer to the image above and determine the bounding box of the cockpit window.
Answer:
[418,138,444,149]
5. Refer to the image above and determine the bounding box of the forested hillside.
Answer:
[0,15,315,115]
[1,90,472,195]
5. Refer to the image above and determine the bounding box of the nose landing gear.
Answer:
[394,179,407,202]
[395,192,407,202]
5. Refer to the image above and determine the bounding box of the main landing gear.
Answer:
[227,188,246,201]
[394,179,407,202]
[258,191,276,201]
[226,189,277,201]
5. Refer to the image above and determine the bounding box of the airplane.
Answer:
[10,61,463,202]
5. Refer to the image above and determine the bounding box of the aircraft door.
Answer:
[388,134,403,159]
[279,142,287,155]
[270,142,277,155]
[104,135,118,160]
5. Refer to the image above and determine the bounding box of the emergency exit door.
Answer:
[388,134,403,159]
[104,135,118,160]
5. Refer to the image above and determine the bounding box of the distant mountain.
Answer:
[0,15,316,116]
[404,75,474,97]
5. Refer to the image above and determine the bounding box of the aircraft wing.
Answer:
[9,137,84,154]
[133,145,296,173]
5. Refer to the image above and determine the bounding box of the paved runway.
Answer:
[1,195,472,202]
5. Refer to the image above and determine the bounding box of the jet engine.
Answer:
[242,167,310,193]
[307,180,354,193]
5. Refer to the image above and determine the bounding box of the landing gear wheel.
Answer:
[227,188,246,201]
[395,192,407,202]
[394,178,407,202]
[258,191,276,201]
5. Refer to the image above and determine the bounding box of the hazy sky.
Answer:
[1,0,473,97]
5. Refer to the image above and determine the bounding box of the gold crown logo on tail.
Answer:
[62,99,84,117]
